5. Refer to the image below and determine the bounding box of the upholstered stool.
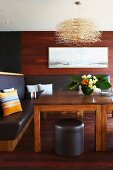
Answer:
[54,118,84,156]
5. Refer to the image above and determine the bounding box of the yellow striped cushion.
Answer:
[0,90,22,116]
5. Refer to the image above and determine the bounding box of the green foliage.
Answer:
[68,75,112,90]
[68,75,82,90]
[95,76,111,89]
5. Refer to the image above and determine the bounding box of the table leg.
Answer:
[34,105,41,152]
[95,105,102,151]
[101,105,107,151]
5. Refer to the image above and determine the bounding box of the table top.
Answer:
[34,91,113,105]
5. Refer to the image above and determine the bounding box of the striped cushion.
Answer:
[0,90,22,116]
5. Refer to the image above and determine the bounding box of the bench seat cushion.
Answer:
[0,100,33,140]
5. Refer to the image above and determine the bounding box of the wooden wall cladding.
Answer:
[21,31,113,85]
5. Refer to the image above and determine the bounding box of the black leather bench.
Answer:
[0,72,34,151]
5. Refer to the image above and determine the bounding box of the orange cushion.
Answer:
[0,90,22,116]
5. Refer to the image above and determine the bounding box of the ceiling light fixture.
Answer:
[55,1,102,46]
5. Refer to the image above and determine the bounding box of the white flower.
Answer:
[89,82,93,88]
[89,79,93,84]
[87,74,92,78]
[93,80,97,84]
[89,84,92,88]
[92,76,98,83]
[92,85,96,89]
[82,75,87,79]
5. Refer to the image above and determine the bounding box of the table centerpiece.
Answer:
[68,74,112,95]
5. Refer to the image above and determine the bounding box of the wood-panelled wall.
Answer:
[21,31,113,85]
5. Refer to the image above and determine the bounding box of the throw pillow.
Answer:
[26,85,38,92]
[38,84,53,95]
[0,90,22,116]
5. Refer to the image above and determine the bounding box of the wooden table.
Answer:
[33,91,113,152]
[93,93,113,151]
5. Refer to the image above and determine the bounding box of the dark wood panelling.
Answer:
[0,32,21,73]
[21,31,113,85]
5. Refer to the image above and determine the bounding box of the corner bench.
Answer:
[0,72,34,151]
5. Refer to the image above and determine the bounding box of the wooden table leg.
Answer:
[101,105,107,151]
[95,105,102,151]
[34,105,41,152]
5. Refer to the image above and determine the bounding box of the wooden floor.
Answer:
[0,112,113,170]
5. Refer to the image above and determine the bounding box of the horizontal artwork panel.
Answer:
[49,47,108,68]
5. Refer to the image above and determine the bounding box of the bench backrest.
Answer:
[0,73,25,100]
[25,75,110,92]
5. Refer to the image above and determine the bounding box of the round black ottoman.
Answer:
[54,118,84,156]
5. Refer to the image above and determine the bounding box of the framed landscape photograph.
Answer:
[48,47,108,68]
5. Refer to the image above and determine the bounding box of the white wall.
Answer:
[0,0,113,31]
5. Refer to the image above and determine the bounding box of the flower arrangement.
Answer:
[81,75,98,89]
[68,74,112,95]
